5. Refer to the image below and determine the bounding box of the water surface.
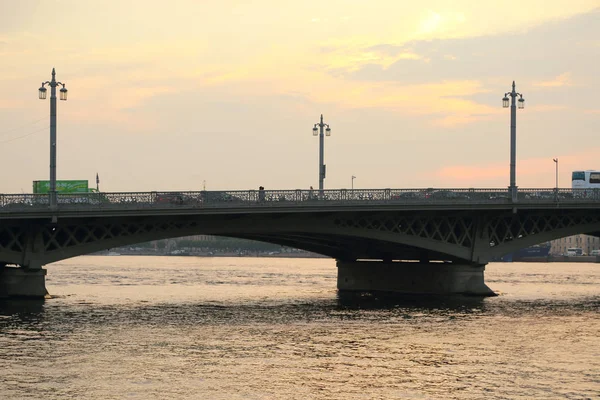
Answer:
[1,257,598,399]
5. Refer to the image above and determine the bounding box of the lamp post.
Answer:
[312,114,331,193]
[502,81,524,202]
[39,68,68,209]
[553,158,559,191]
[351,175,356,190]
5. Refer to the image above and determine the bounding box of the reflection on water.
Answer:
[0,298,45,317]
[0,257,598,399]
[336,291,488,312]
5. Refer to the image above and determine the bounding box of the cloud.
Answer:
[525,104,569,112]
[433,148,600,188]
[533,72,573,88]
[416,10,466,38]
[332,9,599,85]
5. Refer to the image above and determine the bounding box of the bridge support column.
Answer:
[0,266,48,299]
[337,261,496,296]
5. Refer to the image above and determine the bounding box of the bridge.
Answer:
[1,187,600,298]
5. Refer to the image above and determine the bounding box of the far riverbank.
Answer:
[93,250,600,262]
[516,255,600,263]
[95,249,328,259]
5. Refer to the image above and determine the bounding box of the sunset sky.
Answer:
[0,0,598,192]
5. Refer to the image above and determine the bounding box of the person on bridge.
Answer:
[258,186,265,202]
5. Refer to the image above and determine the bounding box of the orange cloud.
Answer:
[434,149,600,188]
[431,113,495,127]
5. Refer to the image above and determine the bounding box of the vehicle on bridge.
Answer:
[153,191,244,206]
[30,179,104,205]
[200,190,243,203]
[155,192,186,205]
[391,189,478,201]
[572,170,600,199]
[572,170,600,189]
[33,179,97,194]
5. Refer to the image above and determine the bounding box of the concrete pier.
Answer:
[337,261,496,296]
[0,266,48,298]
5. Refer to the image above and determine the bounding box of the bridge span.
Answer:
[1,187,599,298]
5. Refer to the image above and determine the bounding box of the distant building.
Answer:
[178,235,217,242]
[550,234,600,255]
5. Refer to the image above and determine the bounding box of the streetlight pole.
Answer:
[312,114,331,193]
[39,68,68,209]
[553,158,559,190]
[502,81,524,203]
[351,175,356,190]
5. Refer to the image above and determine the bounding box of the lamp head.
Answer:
[60,86,68,101]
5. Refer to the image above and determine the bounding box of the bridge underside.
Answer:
[1,208,599,297]
[234,233,455,263]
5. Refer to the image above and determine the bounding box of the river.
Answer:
[1,256,598,399]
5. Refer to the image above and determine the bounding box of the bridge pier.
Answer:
[0,265,48,299]
[337,261,496,296]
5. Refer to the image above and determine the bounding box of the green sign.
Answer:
[33,180,89,194]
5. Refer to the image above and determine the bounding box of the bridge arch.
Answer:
[1,208,600,268]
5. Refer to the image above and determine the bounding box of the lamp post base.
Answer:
[509,185,518,203]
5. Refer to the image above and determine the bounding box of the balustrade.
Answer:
[0,188,597,212]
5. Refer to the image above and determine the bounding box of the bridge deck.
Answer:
[1,188,599,219]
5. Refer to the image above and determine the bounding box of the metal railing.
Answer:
[1,188,599,212]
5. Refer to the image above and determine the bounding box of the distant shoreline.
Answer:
[508,255,600,263]
[91,252,600,262]
[92,251,329,259]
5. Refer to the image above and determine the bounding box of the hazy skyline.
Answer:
[1,1,598,192]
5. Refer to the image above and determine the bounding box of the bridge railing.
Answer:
[1,188,600,212]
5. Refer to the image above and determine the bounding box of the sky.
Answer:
[0,0,599,192]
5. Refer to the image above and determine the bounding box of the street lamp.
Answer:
[502,81,524,202]
[312,114,331,192]
[553,158,559,191]
[39,68,68,209]
[351,175,356,190]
